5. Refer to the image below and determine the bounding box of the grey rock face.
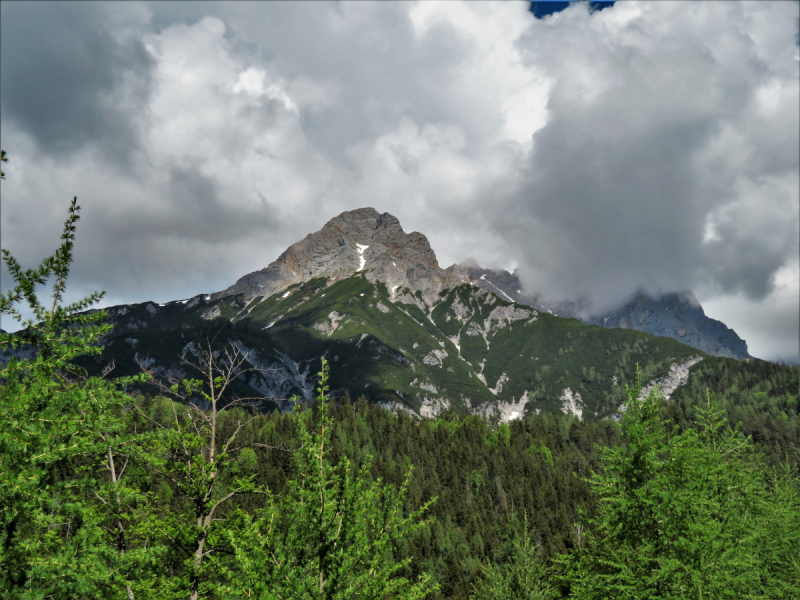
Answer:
[451,263,589,317]
[214,207,467,305]
[0,343,37,367]
[589,291,751,359]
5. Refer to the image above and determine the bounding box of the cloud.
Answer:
[494,1,799,312]
[0,2,155,169]
[1,1,797,361]
[702,259,800,364]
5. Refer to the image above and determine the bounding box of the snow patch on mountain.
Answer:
[356,243,369,271]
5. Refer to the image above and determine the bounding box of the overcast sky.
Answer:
[1,1,798,363]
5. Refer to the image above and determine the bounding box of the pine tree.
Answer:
[219,358,439,599]
[0,198,158,599]
[470,513,555,600]
[557,366,800,599]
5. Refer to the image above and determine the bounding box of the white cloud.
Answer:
[410,1,550,147]
[702,259,800,363]
[491,1,798,310]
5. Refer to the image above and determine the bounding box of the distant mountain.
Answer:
[453,267,750,359]
[587,291,750,359]
[77,208,709,422]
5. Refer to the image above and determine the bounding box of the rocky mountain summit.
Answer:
[214,208,465,306]
[587,291,750,359]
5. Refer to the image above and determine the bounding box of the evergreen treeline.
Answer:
[121,362,799,599]
[2,188,799,599]
[668,356,800,468]
[122,390,614,597]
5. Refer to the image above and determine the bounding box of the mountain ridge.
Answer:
[4,207,753,420]
[212,207,750,360]
[456,265,750,359]
[212,207,466,307]
[53,207,739,423]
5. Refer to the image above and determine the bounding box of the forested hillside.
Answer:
[119,354,799,598]
[85,273,700,421]
[668,356,800,468]
[5,344,799,598]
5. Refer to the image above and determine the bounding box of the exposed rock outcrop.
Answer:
[213,208,468,307]
[472,393,529,423]
[560,388,583,419]
[638,355,704,401]
[589,292,750,359]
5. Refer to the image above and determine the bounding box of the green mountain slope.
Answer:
[93,272,701,421]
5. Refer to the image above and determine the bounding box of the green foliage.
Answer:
[529,444,554,466]
[220,358,439,599]
[469,470,485,495]
[557,366,800,599]
[150,394,610,598]
[137,341,268,600]
[237,447,258,472]
[668,357,800,468]
[0,198,154,598]
[0,192,443,599]
[498,423,512,447]
[2,164,796,599]
[470,514,555,600]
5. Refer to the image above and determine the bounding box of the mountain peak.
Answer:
[325,207,387,229]
[214,208,460,304]
[591,289,750,359]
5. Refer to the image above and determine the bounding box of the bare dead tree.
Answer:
[135,339,300,600]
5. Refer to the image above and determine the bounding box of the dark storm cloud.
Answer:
[500,112,714,306]
[497,1,799,312]
[94,165,279,246]
[0,2,154,169]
